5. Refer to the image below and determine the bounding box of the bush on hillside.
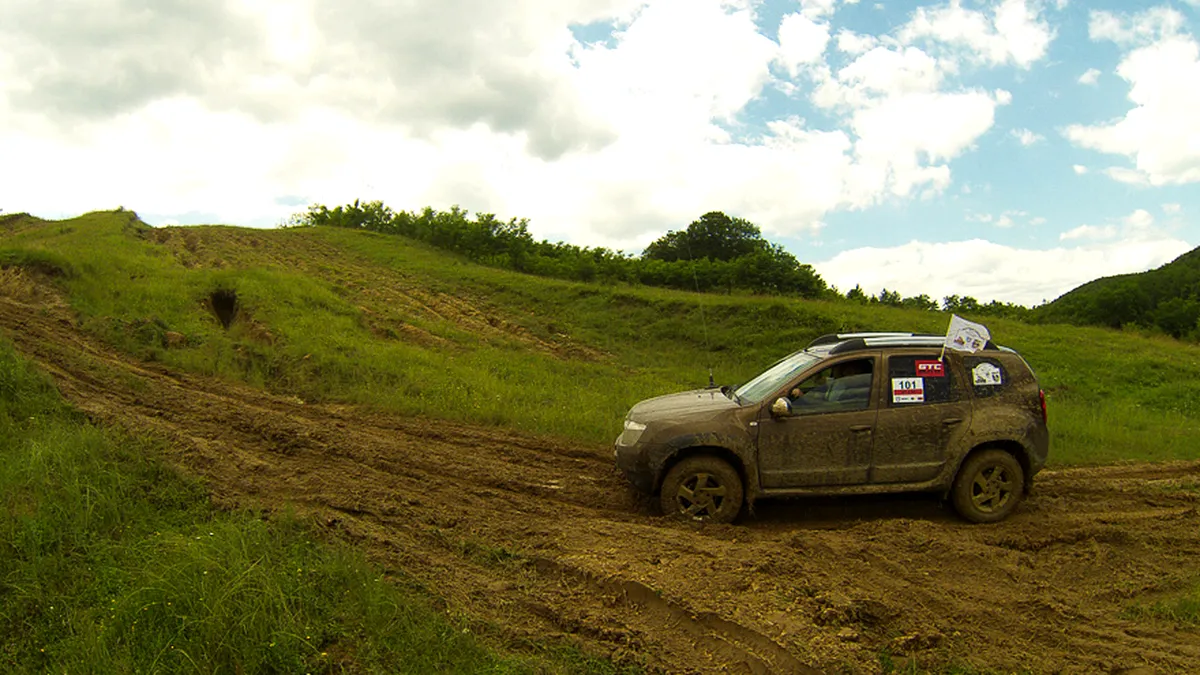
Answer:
[290,201,828,299]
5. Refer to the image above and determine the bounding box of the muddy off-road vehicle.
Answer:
[614,332,1049,523]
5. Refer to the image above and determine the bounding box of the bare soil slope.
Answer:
[2,271,1199,674]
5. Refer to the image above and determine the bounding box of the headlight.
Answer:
[621,419,647,445]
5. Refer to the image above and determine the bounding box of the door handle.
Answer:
[942,417,963,425]
[849,424,872,432]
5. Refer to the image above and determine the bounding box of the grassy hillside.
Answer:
[1034,245,1200,339]
[3,210,1200,466]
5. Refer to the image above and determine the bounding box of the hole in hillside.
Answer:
[211,289,239,329]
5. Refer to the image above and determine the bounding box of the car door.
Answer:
[870,352,972,483]
[755,356,879,488]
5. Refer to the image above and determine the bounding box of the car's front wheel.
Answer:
[659,455,743,524]
[951,449,1025,523]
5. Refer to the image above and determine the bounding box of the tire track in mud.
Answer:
[0,282,807,674]
[3,279,1200,674]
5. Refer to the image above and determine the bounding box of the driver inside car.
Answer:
[787,359,873,411]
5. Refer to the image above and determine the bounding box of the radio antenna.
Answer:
[686,238,716,388]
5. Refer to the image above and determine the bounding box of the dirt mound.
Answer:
[2,275,1199,674]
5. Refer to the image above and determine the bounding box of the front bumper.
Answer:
[613,435,656,494]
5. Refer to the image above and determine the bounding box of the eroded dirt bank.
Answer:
[2,277,1199,674]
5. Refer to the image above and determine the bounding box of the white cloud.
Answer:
[842,90,996,202]
[1072,164,1088,174]
[1059,224,1117,241]
[1059,207,1157,242]
[1163,203,1183,215]
[898,0,1055,69]
[1088,7,1187,45]
[1030,216,1047,226]
[815,236,1192,306]
[0,0,653,160]
[1077,67,1101,85]
[777,13,831,74]
[2,0,851,242]
[993,209,1029,228]
[813,46,944,108]
[800,39,1008,206]
[967,209,1033,228]
[1102,166,1151,185]
[575,0,779,126]
[1124,208,1154,230]
[835,29,878,55]
[1011,128,1043,146]
[816,201,1190,305]
[800,0,838,20]
[1065,16,1200,185]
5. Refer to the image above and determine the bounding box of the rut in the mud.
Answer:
[2,276,1199,674]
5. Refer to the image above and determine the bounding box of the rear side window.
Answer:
[963,356,1008,398]
[886,355,958,406]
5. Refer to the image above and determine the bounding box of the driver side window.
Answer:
[786,358,875,414]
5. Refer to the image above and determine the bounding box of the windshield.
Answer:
[734,350,821,403]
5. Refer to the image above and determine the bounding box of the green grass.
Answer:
[0,338,636,673]
[1121,577,1200,629]
[0,247,76,279]
[4,210,1200,467]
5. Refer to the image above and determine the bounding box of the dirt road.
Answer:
[2,273,1199,674]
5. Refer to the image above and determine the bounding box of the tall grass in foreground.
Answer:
[0,339,635,674]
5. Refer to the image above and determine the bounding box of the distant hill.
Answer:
[5,209,1200,452]
[1033,246,1200,339]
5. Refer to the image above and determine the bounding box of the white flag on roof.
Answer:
[945,314,990,353]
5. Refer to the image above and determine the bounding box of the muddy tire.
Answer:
[951,449,1025,523]
[659,455,743,524]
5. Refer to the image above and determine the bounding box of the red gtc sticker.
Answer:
[915,359,945,377]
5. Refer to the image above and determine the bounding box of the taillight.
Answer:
[1038,389,1047,425]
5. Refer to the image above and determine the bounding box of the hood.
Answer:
[628,388,740,423]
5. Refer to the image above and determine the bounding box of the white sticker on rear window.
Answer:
[892,377,924,403]
[973,362,1003,386]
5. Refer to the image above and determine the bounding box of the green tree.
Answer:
[1152,297,1200,338]
[299,199,394,231]
[901,294,939,311]
[730,244,825,298]
[1094,283,1149,328]
[875,288,902,306]
[643,211,769,262]
[943,295,980,313]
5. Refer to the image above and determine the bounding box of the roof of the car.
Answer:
[806,331,1002,355]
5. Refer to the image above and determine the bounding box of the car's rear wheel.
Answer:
[951,449,1025,523]
[659,455,743,524]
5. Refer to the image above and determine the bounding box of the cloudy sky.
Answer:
[2,0,1198,306]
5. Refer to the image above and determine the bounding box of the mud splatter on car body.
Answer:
[616,333,1049,523]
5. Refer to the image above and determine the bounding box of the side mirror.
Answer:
[770,397,791,417]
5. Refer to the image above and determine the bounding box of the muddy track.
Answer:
[2,278,1199,674]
